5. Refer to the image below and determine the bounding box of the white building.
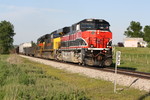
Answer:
[124,38,147,47]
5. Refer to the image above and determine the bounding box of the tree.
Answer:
[124,21,143,38]
[0,20,15,54]
[143,25,150,48]
[143,25,150,42]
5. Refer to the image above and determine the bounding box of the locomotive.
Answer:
[22,19,112,67]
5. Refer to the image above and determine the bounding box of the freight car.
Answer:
[19,42,32,54]
[24,46,35,56]
[21,19,112,67]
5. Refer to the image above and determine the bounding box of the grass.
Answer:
[113,47,150,72]
[0,54,150,100]
[0,55,88,100]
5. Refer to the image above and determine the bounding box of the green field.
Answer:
[0,54,149,100]
[113,47,150,73]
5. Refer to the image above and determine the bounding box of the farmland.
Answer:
[113,47,150,73]
[0,54,149,100]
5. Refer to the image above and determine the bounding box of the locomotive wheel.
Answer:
[103,58,112,67]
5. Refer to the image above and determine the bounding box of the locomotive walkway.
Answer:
[20,55,150,92]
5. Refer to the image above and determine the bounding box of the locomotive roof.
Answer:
[76,19,110,25]
[37,34,51,41]
[37,19,110,42]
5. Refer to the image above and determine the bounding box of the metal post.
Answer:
[114,51,121,93]
[114,55,118,93]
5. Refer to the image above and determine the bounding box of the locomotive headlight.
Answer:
[90,44,94,48]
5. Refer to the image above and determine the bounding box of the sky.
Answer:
[0,0,150,45]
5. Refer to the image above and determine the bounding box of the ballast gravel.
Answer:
[20,55,150,92]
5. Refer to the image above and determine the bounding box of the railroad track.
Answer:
[21,55,150,80]
[50,59,150,80]
[87,66,150,80]
[56,60,150,80]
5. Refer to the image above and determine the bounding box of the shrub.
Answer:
[147,42,150,48]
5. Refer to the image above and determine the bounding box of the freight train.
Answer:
[19,19,112,67]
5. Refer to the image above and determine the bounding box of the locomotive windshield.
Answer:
[95,24,109,30]
[81,23,95,29]
[80,20,110,31]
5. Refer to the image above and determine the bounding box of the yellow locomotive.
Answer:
[34,27,69,59]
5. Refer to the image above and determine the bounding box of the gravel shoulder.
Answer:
[20,55,150,92]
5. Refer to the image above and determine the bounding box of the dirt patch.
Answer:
[7,54,23,64]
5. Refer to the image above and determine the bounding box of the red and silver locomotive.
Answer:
[57,19,112,66]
